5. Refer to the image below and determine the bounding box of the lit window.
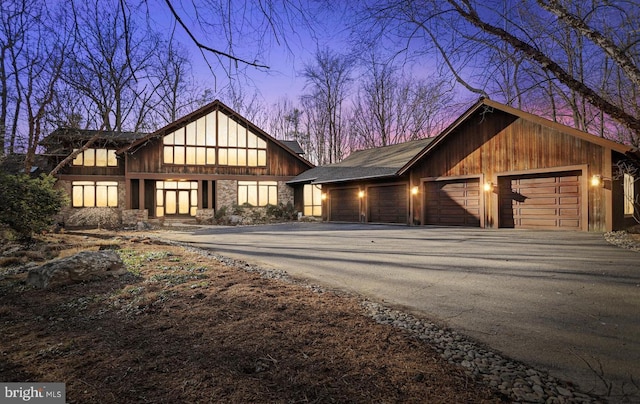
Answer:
[303,184,322,216]
[72,181,118,207]
[155,181,198,217]
[238,181,278,206]
[163,110,267,167]
[72,149,117,167]
[624,173,635,215]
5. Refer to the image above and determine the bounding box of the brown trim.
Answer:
[124,172,295,181]
[56,174,124,182]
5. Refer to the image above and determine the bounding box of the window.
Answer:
[303,184,322,216]
[238,181,277,206]
[72,149,117,167]
[72,181,118,207]
[218,111,267,167]
[624,173,635,215]
[164,115,216,165]
[155,181,198,217]
[162,110,267,167]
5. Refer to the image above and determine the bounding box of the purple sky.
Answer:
[146,0,353,106]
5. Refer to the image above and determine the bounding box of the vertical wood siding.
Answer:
[410,109,610,231]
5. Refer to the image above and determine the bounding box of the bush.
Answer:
[0,173,67,240]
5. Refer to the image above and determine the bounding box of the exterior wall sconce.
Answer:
[321,193,327,201]
[483,181,494,192]
[358,190,365,198]
[411,186,419,195]
[591,175,603,187]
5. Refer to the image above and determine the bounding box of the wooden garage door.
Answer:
[329,187,360,222]
[424,179,481,226]
[499,171,581,230]
[368,184,408,223]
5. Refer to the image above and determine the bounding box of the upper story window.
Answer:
[72,148,117,167]
[162,110,267,167]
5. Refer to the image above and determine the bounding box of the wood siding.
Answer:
[409,109,612,231]
[125,138,309,177]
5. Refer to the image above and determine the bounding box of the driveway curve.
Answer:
[158,223,640,401]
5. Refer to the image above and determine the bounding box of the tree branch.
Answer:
[163,0,269,69]
[447,0,640,135]
[537,0,640,89]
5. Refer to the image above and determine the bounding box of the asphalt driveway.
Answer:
[158,223,640,400]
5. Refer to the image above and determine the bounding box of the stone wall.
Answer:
[278,181,294,207]
[216,179,237,212]
[122,209,148,225]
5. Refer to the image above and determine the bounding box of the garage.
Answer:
[367,184,408,223]
[329,187,360,222]
[498,170,582,230]
[424,179,481,226]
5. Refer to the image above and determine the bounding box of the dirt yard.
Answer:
[0,229,505,403]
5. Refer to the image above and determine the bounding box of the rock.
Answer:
[27,250,126,288]
[136,221,152,230]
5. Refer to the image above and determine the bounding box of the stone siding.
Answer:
[216,180,237,212]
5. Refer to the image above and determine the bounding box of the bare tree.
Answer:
[350,55,453,148]
[350,0,640,144]
[62,0,158,132]
[300,48,354,164]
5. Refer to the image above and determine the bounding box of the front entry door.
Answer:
[156,181,198,217]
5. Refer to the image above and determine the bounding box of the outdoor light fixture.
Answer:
[358,190,365,198]
[321,193,327,201]
[591,175,603,187]
[483,181,494,192]
[411,186,419,195]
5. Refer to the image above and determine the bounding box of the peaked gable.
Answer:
[120,100,312,168]
[399,98,637,175]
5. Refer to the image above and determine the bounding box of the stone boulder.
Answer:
[27,250,126,289]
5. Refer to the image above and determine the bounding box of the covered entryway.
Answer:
[498,170,582,230]
[368,184,408,224]
[424,178,481,226]
[156,180,199,217]
[329,187,360,222]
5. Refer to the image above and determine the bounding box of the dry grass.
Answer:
[0,230,504,404]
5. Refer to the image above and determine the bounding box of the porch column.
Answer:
[125,179,132,209]
[198,180,204,209]
[208,181,214,210]
[139,179,146,213]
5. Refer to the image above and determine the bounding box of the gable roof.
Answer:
[288,137,434,184]
[398,97,638,175]
[120,99,313,168]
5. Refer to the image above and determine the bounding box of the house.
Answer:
[290,98,640,231]
[42,100,313,225]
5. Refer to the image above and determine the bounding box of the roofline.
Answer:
[398,97,636,175]
[311,173,399,185]
[118,99,314,168]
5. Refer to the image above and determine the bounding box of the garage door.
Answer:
[329,187,360,222]
[499,171,582,230]
[424,179,481,226]
[368,184,408,223]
